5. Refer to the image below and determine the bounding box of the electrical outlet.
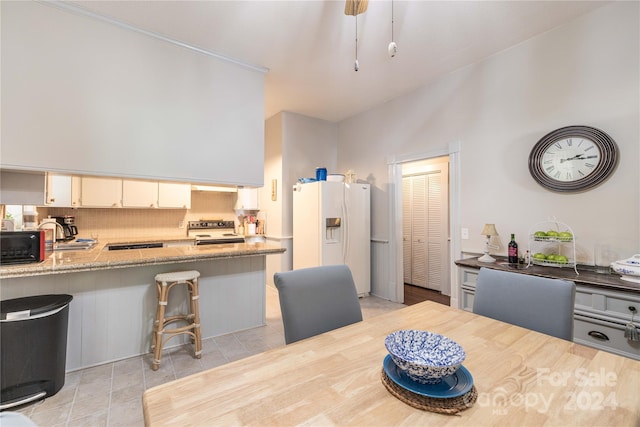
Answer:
[178,220,185,229]
[461,227,469,240]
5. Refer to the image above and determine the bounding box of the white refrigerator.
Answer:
[292,181,371,296]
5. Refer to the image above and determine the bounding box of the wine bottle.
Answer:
[508,234,518,264]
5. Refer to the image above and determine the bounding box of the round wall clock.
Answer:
[528,125,619,192]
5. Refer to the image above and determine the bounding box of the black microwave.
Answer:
[0,230,52,265]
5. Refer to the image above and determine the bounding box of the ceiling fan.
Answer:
[344,0,368,16]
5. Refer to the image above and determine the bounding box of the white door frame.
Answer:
[387,141,461,306]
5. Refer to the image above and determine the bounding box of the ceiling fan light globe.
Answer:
[388,41,398,58]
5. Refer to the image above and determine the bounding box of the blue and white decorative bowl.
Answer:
[611,254,640,283]
[384,330,466,384]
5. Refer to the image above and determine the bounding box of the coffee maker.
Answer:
[53,216,78,241]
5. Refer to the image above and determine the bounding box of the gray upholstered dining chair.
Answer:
[273,264,363,344]
[473,267,576,340]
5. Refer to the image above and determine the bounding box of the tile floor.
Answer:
[13,285,406,427]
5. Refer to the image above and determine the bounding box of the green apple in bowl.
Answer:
[558,231,573,241]
[555,255,568,264]
[533,231,547,239]
[533,253,546,260]
[546,230,559,237]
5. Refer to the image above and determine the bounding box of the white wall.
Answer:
[282,112,338,235]
[264,114,285,238]
[263,112,339,283]
[264,113,286,286]
[338,2,639,299]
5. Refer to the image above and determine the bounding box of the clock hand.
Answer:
[575,155,598,160]
[559,154,582,163]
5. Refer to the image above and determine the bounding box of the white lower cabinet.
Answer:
[457,266,640,360]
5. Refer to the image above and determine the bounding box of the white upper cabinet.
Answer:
[45,173,81,207]
[235,188,260,210]
[45,174,191,209]
[158,183,191,209]
[1,2,265,186]
[122,179,158,208]
[81,176,122,208]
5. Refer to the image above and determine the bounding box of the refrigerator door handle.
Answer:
[342,185,348,263]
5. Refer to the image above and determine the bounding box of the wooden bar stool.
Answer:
[151,270,202,371]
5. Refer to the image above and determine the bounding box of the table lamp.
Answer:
[478,223,499,263]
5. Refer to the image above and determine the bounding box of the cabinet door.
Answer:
[122,179,158,208]
[403,163,449,291]
[70,176,81,207]
[45,173,81,207]
[81,177,122,207]
[410,176,428,287]
[158,183,191,209]
[402,177,412,283]
[425,172,447,292]
[45,173,72,206]
[235,188,259,210]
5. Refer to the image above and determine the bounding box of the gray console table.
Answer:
[455,257,640,360]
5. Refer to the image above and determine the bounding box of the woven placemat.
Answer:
[381,369,477,415]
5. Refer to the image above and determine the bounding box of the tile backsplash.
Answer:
[40,192,237,241]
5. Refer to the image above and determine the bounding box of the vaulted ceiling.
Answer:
[73,1,608,122]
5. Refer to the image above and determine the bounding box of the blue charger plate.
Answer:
[383,354,473,398]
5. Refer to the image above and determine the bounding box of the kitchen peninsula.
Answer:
[0,241,285,371]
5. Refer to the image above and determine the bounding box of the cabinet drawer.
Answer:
[575,286,640,322]
[461,288,475,312]
[574,315,640,360]
[461,269,478,288]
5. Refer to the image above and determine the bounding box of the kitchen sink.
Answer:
[54,240,97,251]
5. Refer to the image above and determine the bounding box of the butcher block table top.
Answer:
[142,301,640,426]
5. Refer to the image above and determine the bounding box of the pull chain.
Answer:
[354,15,359,71]
[391,0,394,42]
[388,0,398,57]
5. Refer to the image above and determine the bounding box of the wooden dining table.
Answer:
[142,301,640,426]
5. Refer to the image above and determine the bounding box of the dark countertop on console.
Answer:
[455,256,640,293]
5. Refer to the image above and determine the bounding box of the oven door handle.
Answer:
[196,238,245,245]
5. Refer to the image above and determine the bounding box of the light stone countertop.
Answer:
[0,237,285,279]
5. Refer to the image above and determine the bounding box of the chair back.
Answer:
[473,267,576,340]
[274,264,363,344]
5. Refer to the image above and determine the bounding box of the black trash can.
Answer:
[1,294,73,410]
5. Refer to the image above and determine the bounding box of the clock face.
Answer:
[529,126,618,192]
[540,137,601,182]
